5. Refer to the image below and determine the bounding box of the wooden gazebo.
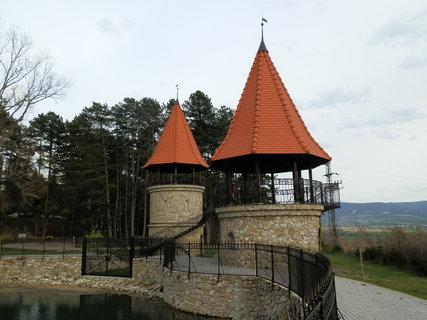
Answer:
[210,38,331,205]
[210,37,337,251]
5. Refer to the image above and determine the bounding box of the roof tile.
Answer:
[143,104,208,170]
[211,42,331,167]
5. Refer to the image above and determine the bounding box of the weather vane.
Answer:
[261,17,268,39]
[176,84,179,103]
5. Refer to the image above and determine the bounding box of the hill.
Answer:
[322,201,427,228]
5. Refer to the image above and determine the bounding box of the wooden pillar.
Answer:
[308,167,314,203]
[255,161,261,203]
[174,165,178,184]
[226,170,232,204]
[293,161,300,203]
[270,172,276,204]
[240,172,246,204]
[298,169,303,203]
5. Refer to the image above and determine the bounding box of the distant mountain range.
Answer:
[321,201,427,228]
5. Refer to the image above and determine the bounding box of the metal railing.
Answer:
[0,237,81,259]
[80,238,338,319]
[146,172,205,186]
[81,238,134,278]
[162,241,338,319]
[214,177,340,210]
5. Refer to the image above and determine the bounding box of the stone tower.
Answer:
[143,102,208,240]
[210,37,340,252]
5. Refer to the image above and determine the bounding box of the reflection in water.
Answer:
[0,287,217,320]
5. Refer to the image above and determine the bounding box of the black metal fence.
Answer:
[162,241,337,319]
[146,172,205,186]
[80,238,338,319]
[81,238,134,278]
[214,177,340,210]
[0,237,81,258]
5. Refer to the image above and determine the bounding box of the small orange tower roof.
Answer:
[143,103,208,172]
[210,39,331,173]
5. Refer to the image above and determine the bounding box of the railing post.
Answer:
[106,237,110,276]
[81,237,87,275]
[42,237,46,259]
[130,237,135,278]
[255,243,258,277]
[188,242,191,276]
[300,249,305,302]
[315,254,319,295]
[21,238,25,259]
[217,242,220,277]
[287,246,292,299]
[320,183,324,205]
[270,245,274,287]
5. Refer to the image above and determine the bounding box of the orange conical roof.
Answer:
[143,103,208,172]
[210,40,331,173]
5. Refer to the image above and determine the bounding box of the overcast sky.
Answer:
[2,0,427,203]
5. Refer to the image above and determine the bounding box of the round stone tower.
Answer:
[210,37,340,253]
[143,102,208,241]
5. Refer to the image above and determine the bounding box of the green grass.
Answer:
[325,252,427,301]
[198,248,218,258]
[0,247,80,256]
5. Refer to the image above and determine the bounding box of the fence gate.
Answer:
[81,238,134,278]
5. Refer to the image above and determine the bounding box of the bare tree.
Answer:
[0,28,70,121]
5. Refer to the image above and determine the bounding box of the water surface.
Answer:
[0,286,217,320]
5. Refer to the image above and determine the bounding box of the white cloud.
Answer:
[398,56,427,69]
[371,9,427,46]
[97,19,121,35]
[304,87,372,109]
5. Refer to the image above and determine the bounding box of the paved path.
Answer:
[335,277,427,320]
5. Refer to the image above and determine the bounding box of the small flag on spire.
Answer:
[261,18,268,41]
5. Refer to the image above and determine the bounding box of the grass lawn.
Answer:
[325,252,427,301]
[0,247,80,256]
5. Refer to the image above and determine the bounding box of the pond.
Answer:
[0,286,218,320]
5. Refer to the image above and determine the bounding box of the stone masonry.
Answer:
[0,256,303,319]
[148,184,205,236]
[217,204,323,252]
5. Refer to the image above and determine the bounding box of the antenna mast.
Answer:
[325,162,339,247]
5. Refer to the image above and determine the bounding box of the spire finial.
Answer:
[261,18,268,40]
[258,18,268,52]
[176,84,179,104]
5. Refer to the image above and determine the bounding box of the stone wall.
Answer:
[0,257,162,296]
[148,184,205,236]
[217,204,323,252]
[175,225,204,243]
[0,256,303,319]
[163,271,302,319]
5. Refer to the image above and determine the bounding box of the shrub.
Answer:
[85,227,103,239]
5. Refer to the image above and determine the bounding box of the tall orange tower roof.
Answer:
[210,39,331,173]
[143,103,208,172]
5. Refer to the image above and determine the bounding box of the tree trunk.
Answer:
[42,140,53,239]
[102,135,112,238]
[130,152,141,237]
[114,162,120,239]
[124,156,129,238]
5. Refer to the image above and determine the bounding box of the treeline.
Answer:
[0,91,233,238]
